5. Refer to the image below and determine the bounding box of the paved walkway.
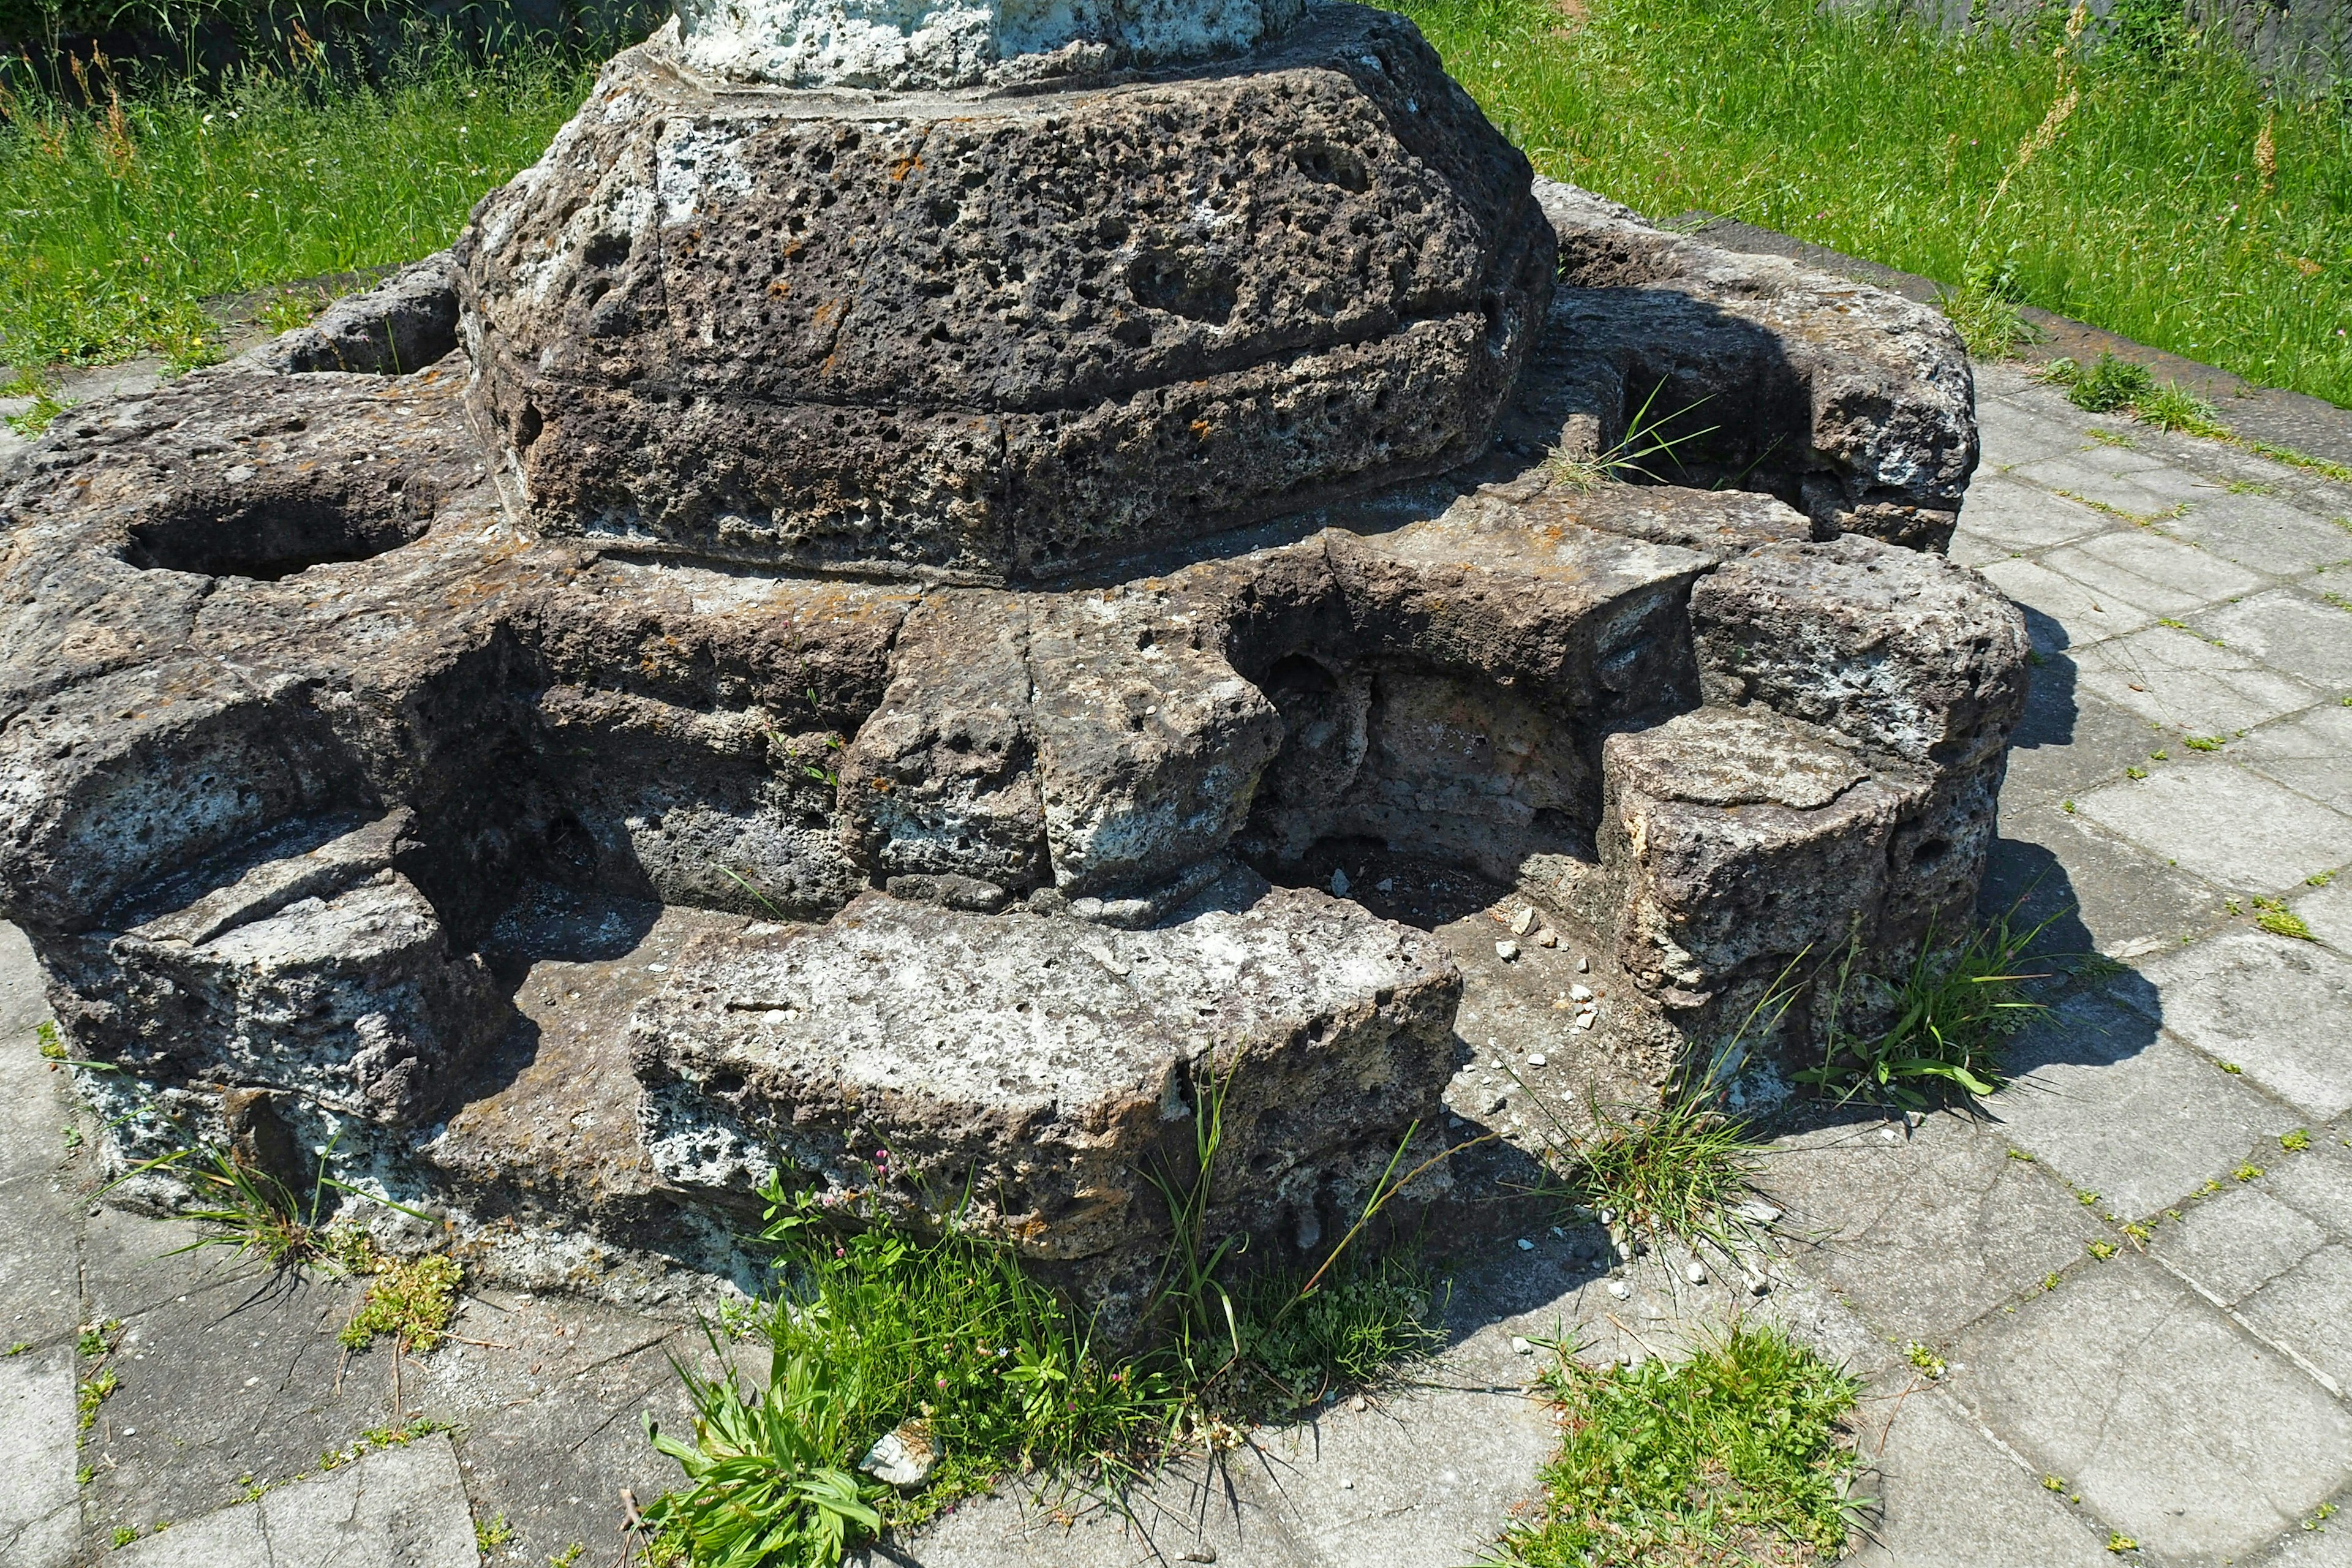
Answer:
[2,360,2349,1566]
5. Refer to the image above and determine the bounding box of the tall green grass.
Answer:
[0,44,592,368]
[1399,0,2352,407]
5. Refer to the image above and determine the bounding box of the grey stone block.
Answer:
[2073,625,2328,734]
[2043,529,2272,616]
[1844,1385,2117,1568]
[1951,1253,2352,1560]
[2076,762,2352,892]
[2198,589,2352,690]
[1757,1110,2108,1345]
[2000,683,2171,805]
[114,1430,477,1568]
[2132,930,2352,1119]
[0,1346,80,1568]
[2152,1183,2327,1305]
[1977,388,2103,467]
[2241,1244,2352,1393]
[2006,448,2220,516]
[1992,993,2300,1217]
[2166,493,2352,578]
[2268,1133,2352,1240]
[1956,473,2114,552]
[2241,702,2352,818]
[1979,557,2157,650]
[1982,799,2219,960]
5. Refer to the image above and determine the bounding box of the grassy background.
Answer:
[0,46,592,369]
[1400,0,2352,406]
[3,0,2351,407]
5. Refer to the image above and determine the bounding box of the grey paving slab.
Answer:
[1951,1253,2352,1560]
[1947,530,2008,569]
[1757,1112,2107,1347]
[2241,702,2352,817]
[2165,494,2352,577]
[2253,1512,2352,1568]
[1983,799,2221,961]
[2073,624,2328,733]
[2151,1183,2328,1305]
[1989,992,2301,1218]
[0,1344,80,1568]
[2241,1244,2352,1393]
[2045,528,2275,616]
[1978,393,2103,467]
[1977,557,2158,651]
[2000,680,2171,805]
[2199,589,2352,690]
[2008,448,2223,517]
[112,1431,477,1568]
[0,1174,81,1351]
[1956,473,2116,552]
[2131,929,2352,1119]
[1844,1385,2115,1568]
[2297,875,2352,956]
[2076,761,2352,892]
[2267,1129,2352,1236]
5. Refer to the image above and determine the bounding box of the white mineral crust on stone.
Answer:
[668,0,1303,88]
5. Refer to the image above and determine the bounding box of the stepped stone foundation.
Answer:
[0,0,2021,1324]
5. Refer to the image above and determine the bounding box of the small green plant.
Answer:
[1904,1341,1947,1379]
[2184,734,2226,752]
[78,1368,119,1430]
[1800,911,2051,1107]
[1938,277,2031,359]
[2283,1129,2312,1152]
[2125,766,2147,779]
[2310,871,2337,888]
[2043,1473,2067,1492]
[110,1137,383,1274]
[2086,1239,2117,1261]
[36,1020,66,1061]
[2042,1272,2061,1292]
[2108,1532,2139,1553]
[111,1525,138,1548]
[2308,1501,2339,1531]
[1542,383,1719,491]
[1,367,72,437]
[475,1512,516,1554]
[2234,1163,2264,1182]
[2075,1189,2101,1208]
[2253,900,2313,940]
[77,1319,122,1359]
[2221,1061,2244,1074]
[2131,381,2228,437]
[255,286,330,335]
[2046,353,2154,413]
[549,1545,586,1568]
[1491,1324,1861,1567]
[340,1254,462,1353]
[5,1341,29,1356]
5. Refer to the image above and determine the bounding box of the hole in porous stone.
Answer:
[1126,250,1238,325]
[1292,140,1370,192]
[123,497,429,581]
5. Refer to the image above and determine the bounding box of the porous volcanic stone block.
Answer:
[457,6,1555,579]
[629,879,1460,1323]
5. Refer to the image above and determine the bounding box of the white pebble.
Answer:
[1516,1237,1535,1251]
[1746,1273,1771,1298]
[1510,1335,1534,1355]
[1526,1052,1547,1067]
[1536,927,1559,948]
[1349,1395,1367,1412]
[1572,1014,1593,1032]
[1376,877,1394,892]
[1606,1280,1632,1299]
[1577,956,1590,973]
[1569,983,1594,1003]
[1685,1261,1709,1285]
[1495,939,1520,960]
[1880,1127,1901,1142]
[1340,1479,1354,1490]
[1510,905,1537,936]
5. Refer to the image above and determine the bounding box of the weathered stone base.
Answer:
[0,171,2021,1325]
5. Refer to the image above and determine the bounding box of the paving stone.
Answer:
[2296,875,2352,956]
[1947,530,2010,569]
[2151,1183,2327,1305]
[1991,992,2301,1217]
[2076,763,2352,892]
[0,1344,80,1568]
[113,1430,477,1568]
[2072,625,2328,734]
[2266,1131,2352,1240]
[1757,1110,2108,1346]
[2007,448,2221,518]
[1982,799,2221,960]
[2198,589,2352,690]
[2131,930,2352,1119]
[1956,473,2115,552]
[2250,1507,2352,1568]
[1978,557,2157,651]
[2165,494,2352,578]
[2240,702,2352,818]
[2043,529,2274,616]
[1978,393,2105,468]
[2241,1245,2352,1393]
[0,1174,80,1348]
[1844,1385,2116,1568]
[1951,1253,2352,1561]
[2002,679,2171,804]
